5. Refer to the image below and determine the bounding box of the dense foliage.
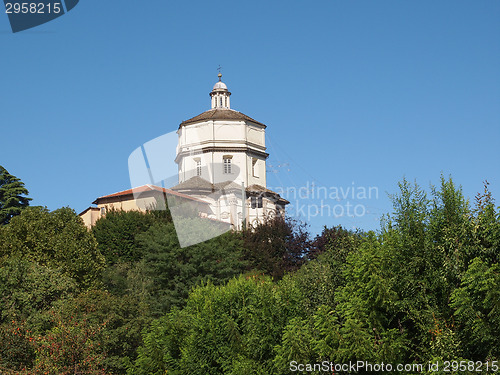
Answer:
[0,174,498,374]
[0,166,31,225]
[241,216,312,280]
[0,206,105,289]
[132,177,500,374]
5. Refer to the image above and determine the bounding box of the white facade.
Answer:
[176,121,267,187]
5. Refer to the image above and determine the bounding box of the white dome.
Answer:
[213,81,227,90]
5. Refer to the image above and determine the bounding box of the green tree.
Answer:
[429,176,475,296]
[30,309,109,375]
[130,176,500,374]
[134,220,247,315]
[0,259,78,372]
[0,206,105,289]
[276,176,486,368]
[290,226,364,314]
[0,257,77,325]
[0,319,36,372]
[0,166,31,225]
[451,258,500,359]
[471,181,500,264]
[381,177,473,358]
[275,233,407,371]
[241,216,311,280]
[131,275,299,375]
[92,208,171,265]
[51,289,152,374]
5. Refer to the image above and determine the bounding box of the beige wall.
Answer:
[96,196,158,212]
[80,208,101,228]
[79,195,163,229]
[80,192,212,228]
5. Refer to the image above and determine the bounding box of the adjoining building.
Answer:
[79,184,210,228]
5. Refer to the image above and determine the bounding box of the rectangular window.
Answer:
[196,160,202,176]
[252,158,258,177]
[250,196,263,209]
[223,157,232,174]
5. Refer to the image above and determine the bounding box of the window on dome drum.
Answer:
[220,97,223,107]
[196,160,202,176]
[223,157,232,174]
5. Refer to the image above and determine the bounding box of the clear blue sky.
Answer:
[2,0,499,234]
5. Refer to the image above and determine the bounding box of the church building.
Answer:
[170,73,288,228]
[80,73,288,229]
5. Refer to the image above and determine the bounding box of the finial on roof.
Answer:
[218,72,222,81]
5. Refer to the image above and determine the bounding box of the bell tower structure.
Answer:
[210,73,231,109]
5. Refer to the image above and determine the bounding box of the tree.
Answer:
[0,257,77,324]
[451,259,500,360]
[0,166,31,225]
[51,289,152,375]
[0,206,105,289]
[131,275,298,375]
[471,181,500,264]
[133,220,247,315]
[29,309,109,375]
[276,176,491,368]
[0,319,36,372]
[0,258,78,372]
[129,176,500,374]
[241,216,311,280]
[333,233,408,362]
[282,225,363,316]
[92,209,170,265]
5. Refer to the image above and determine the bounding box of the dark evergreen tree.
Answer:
[0,165,31,225]
[134,220,247,315]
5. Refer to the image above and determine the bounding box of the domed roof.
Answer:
[213,81,227,90]
[212,72,227,91]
